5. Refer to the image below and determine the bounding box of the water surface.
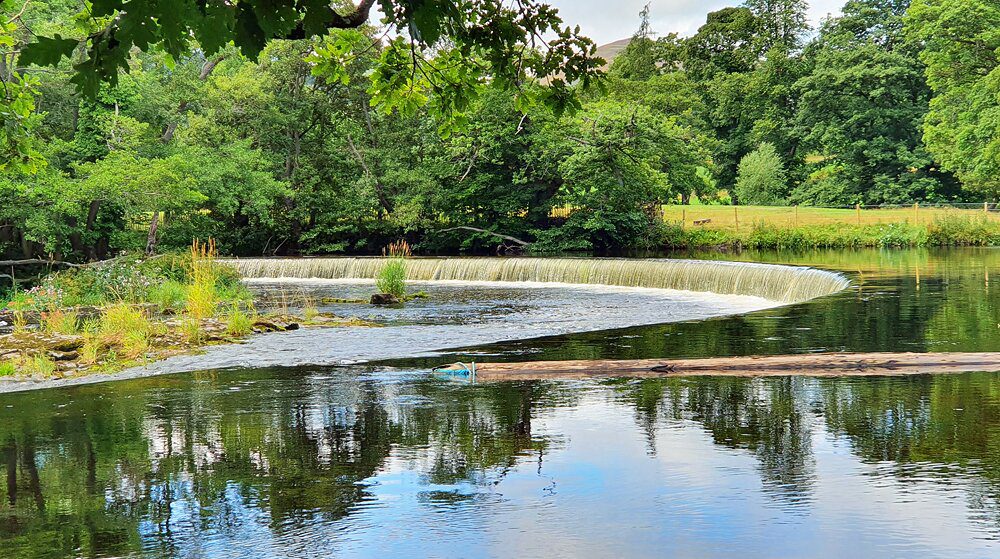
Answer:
[2,248,1000,558]
[1,368,999,558]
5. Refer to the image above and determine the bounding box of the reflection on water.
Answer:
[423,247,1000,362]
[1,369,1000,558]
[3,248,1000,558]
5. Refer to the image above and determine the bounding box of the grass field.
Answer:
[658,204,999,231]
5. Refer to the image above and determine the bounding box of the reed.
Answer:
[187,239,219,320]
[376,240,410,297]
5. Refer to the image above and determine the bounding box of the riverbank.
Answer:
[0,242,383,384]
[655,213,1000,250]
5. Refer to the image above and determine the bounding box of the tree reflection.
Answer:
[0,371,555,557]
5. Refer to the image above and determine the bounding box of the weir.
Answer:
[226,257,850,303]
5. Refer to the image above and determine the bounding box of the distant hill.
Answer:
[595,38,631,70]
[541,38,630,84]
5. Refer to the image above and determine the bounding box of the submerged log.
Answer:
[469,353,1000,381]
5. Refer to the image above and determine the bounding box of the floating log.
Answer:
[469,353,1000,381]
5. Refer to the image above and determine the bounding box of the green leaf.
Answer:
[19,34,78,67]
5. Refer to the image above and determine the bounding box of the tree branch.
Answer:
[284,0,377,39]
[439,226,531,246]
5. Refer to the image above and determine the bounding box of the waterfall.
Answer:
[225,257,849,303]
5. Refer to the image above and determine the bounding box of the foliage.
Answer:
[904,0,1000,197]
[21,0,604,120]
[226,303,256,337]
[735,143,788,205]
[3,0,1000,260]
[148,280,188,313]
[654,214,1000,250]
[376,240,409,297]
[794,0,958,204]
[0,361,14,377]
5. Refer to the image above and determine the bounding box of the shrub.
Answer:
[928,214,1000,246]
[735,143,788,206]
[0,362,15,377]
[376,240,410,297]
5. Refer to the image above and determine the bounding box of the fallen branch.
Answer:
[0,259,85,268]
[439,226,531,246]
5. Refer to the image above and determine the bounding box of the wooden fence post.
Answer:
[794,205,798,227]
[681,208,686,229]
[734,206,739,232]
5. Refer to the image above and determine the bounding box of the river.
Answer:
[1,248,998,558]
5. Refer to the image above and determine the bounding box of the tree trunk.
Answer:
[146,211,160,256]
[85,200,101,261]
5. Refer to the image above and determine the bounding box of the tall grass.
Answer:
[186,239,219,320]
[42,309,80,335]
[0,362,15,377]
[226,303,256,337]
[149,280,188,312]
[20,355,56,377]
[99,304,154,359]
[376,240,410,298]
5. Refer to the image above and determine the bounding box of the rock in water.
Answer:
[370,293,401,306]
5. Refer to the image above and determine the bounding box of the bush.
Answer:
[735,143,788,206]
[0,362,14,377]
[928,214,1000,246]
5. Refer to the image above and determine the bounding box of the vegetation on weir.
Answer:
[2,0,1000,259]
[0,241,374,380]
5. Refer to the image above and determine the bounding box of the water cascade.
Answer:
[227,257,849,303]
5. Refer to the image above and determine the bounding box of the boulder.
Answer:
[370,293,401,306]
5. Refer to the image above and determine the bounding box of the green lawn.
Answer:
[660,204,997,231]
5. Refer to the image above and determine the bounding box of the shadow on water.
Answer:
[1,248,1000,557]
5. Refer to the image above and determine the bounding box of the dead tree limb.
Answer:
[0,259,85,268]
[439,226,531,246]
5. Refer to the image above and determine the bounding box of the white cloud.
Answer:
[544,0,845,45]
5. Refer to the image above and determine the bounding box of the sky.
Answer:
[542,0,845,45]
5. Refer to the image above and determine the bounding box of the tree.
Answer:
[794,0,959,204]
[0,1,43,173]
[735,142,788,205]
[904,0,1000,197]
[744,0,809,53]
[683,7,763,81]
[19,0,604,121]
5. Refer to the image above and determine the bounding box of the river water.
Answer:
[1,249,999,558]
